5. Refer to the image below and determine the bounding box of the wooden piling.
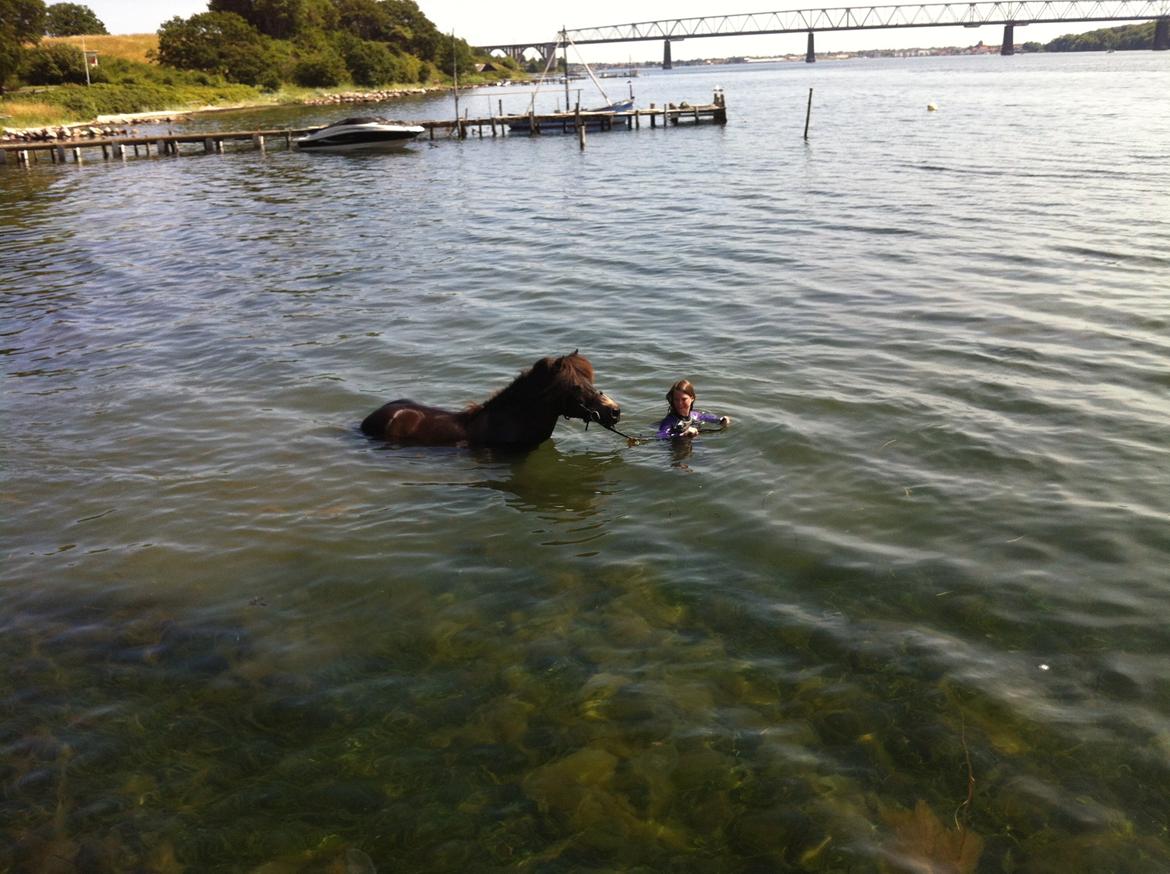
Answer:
[253,134,265,153]
[576,104,585,150]
[803,88,813,140]
[72,147,82,164]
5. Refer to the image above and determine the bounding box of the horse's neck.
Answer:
[469,401,558,446]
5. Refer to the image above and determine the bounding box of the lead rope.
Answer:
[575,400,726,447]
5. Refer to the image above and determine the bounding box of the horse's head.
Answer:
[549,351,621,429]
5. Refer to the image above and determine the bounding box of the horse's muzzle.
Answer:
[596,397,621,427]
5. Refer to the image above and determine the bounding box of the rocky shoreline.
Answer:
[301,85,445,106]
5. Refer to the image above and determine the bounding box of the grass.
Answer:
[44,34,160,66]
[0,100,66,127]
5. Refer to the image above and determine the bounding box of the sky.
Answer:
[81,1,1113,62]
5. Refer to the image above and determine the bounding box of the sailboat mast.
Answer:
[561,28,570,109]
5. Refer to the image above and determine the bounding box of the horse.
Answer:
[360,351,622,448]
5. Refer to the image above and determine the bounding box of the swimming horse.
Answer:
[360,351,621,448]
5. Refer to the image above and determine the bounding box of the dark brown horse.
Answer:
[360,351,621,448]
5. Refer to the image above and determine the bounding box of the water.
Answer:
[3,53,1169,871]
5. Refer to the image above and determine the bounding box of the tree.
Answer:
[435,33,475,78]
[208,0,336,40]
[45,2,107,35]
[1,0,46,88]
[1045,21,1154,51]
[382,0,441,60]
[156,11,279,85]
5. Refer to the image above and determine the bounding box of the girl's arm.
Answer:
[694,410,731,426]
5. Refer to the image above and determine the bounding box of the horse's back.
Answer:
[360,399,468,444]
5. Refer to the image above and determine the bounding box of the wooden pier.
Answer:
[1,91,726,167]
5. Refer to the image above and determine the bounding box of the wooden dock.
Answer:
[1,91,726,167]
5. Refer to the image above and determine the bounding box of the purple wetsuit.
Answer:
[656,410,724,439]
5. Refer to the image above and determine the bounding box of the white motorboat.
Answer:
[295,117,425,152]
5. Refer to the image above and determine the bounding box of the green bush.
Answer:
[338,35,396,86]
[390,51,423,84]
[22,43,90,85]
[292,50,347,87]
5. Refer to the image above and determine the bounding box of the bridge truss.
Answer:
[564,0,1170,42]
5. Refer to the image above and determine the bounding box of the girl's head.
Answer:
[666,379,696,417]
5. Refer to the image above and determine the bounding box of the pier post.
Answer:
[713,88,727,125]
[253,134,265,153]
[19,150,30,167]
[806,32,816,63]
[649,103,656,128]
[804,88,813,139]
[54,145,66,163]
[101,144,108,160]
[116,143,125,161]
[72,147,82,164]
[1155,17,1169,50]
[1001,24,1015,55]
[663,39,672,70]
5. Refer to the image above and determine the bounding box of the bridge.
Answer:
[480,0,1170,66]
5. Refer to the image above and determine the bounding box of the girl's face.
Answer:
[669,389,694,417]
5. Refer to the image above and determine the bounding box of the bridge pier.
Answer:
[663,39,672,69]
[806,31,815,63]
[1001,23,1015,55]
[1155,17,1169,50]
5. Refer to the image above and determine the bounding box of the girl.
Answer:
[656,379,731,439]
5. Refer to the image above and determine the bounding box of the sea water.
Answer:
[2,52,1169,871]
